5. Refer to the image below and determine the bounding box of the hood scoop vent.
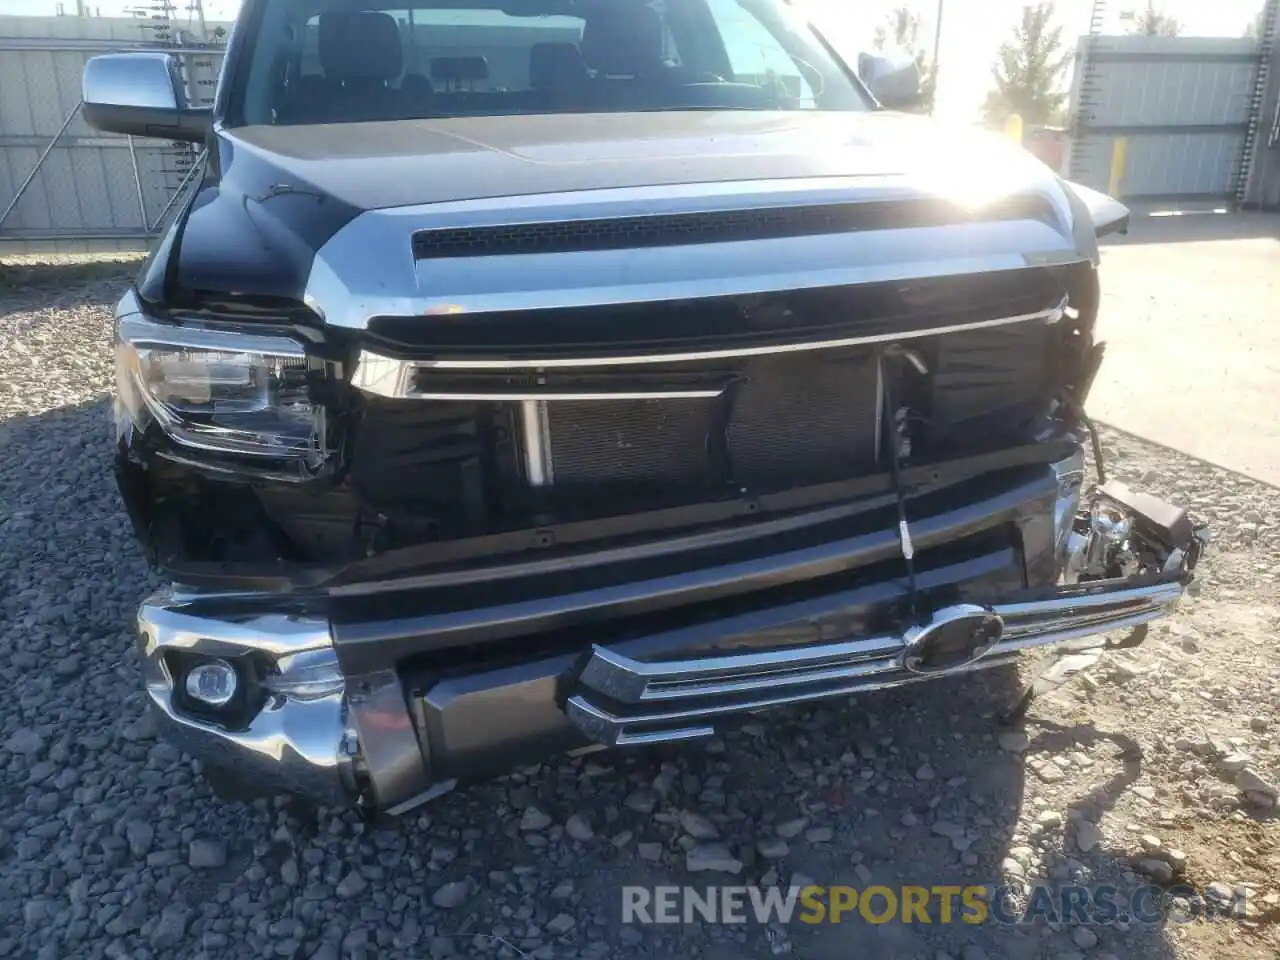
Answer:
[410,195,1057,260]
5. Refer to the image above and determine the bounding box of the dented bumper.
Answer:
[136,456,1207,812]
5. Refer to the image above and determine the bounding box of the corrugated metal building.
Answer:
[1065,34,1262,205]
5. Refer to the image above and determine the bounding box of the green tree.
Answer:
[872,4,938,114]
[1124,1,1182,36]
[982,2,1072,127]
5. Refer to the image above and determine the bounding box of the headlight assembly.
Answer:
[116,313,329,471]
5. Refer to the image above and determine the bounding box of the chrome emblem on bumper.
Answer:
[900,604,1005,675]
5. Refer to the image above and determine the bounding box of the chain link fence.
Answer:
[0,13,227,254]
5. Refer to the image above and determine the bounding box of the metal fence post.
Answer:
[126,135,150,228]
[148,150,205,234]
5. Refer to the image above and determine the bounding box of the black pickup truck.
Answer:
[83,0,1205,814]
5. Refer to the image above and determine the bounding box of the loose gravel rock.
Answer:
[757,836,790,859]
[564,812,594,842]
[188,838,227,869]
[678,810,719,840]
[1074,821,1101,854]
[519,806,552,831]
[685,841,743,875]
[1,256,1278,960]
[775,817,809,840]
[431,880,470,910]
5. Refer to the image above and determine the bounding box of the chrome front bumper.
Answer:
[137,603,358,806]
[137,574,1192,811]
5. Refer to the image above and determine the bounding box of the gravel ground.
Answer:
[0,256,1277,960]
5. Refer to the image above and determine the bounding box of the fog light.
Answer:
[185,659,239,706]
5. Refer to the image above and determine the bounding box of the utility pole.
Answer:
[932,0,944,78]
[190,0,207,39]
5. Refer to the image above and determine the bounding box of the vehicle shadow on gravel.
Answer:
[0,396,1181,960]
[377,666,1184,960]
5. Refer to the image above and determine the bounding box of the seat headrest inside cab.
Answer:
[319,10,403,82]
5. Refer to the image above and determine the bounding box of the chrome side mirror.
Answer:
[82,52,211,144]
[857,51,923,111]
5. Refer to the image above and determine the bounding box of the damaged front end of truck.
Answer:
[107,169,1208,814]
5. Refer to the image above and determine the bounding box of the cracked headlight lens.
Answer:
[116,313,327,469]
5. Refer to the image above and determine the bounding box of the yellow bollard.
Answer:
[1004,113,1023,145]
[1108,137,1129,200]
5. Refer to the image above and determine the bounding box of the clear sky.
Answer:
[0,0,1267,119]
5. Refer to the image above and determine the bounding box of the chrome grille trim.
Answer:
[409,388,727,401]
[350,299,1067,392]
[566,579,1184,747]
[567,653,1023,746]
[580,635,906,703]
[520,399,554,487]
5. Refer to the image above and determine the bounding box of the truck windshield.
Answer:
[234,0,871,125]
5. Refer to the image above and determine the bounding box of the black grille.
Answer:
[928,322,1053,452]
[546,398,716,485]
[411,196,1057,260]
[727,352,879,483]
[349,399,518,536]
[545,352,881,490]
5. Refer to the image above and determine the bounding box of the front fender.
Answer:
[1065,181,1131,239]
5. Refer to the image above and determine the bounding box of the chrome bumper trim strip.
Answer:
[996,581,1182,621]
[567,653,1025,746]
[565,579,1185,746]
[580,634,907,703]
